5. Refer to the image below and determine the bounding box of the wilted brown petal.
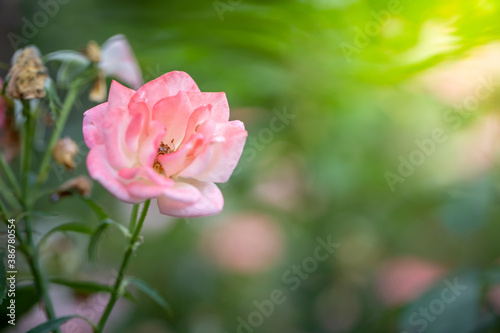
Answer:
[89,70,107,103]
[51,175,93,202]
[6,46,48,100]
[52,137,79,170]
[84,40,102,63]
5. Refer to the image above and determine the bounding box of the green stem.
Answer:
[128,204,139,233]
[0,173,20,210]
[0,149,21,196]
[36,85,79,186]
[22,106,34,203]
[25,221,59,326]
[97,200,151,332]
[22,106,60,333]
[0,196,8,220]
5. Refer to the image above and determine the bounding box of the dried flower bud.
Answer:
[84,40,101,63]
[89,70,107,103]
[6,46,48,100]
[52,137,79,170]
[51,176,93,202]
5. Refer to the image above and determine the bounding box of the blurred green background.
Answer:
[3,0,500,332]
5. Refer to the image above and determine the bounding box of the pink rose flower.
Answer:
[83,71,247,217]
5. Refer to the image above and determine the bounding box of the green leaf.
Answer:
[88,219,131,265]
[0,253,6,305]
[80,197,108,220]
[49,278,135,301]
[125,277,173,318]
[37,222,93,251]
[45,78,62,116]
[16,211,59,221]
[44,51,90,66]
[26,316,75,333]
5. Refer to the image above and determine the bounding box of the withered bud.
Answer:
[52,137,79,170]
[89,70,107,103]
[6,46,48,100]
[83,40,101,63]
[51,176,93,202]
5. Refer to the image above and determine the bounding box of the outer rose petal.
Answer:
[86,145,141,203]
[157,180,223,217]
[100,35,143,90]
[187,92,230,123]
[128,71,200,111]
[179,120,248,183]
[102,107,138,169]
[107,80,136,111]
[83,102,108,149]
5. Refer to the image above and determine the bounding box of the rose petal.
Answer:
[157,180,223,217]
[102,107,136,169]
[157,133,205,177]
[107,80,136,110]
[187,92,229,123]
[137,120,166,167]
[86,145,141,203]
[182,105,212,145]
[83,102,108,149]
[100,35,144,90]
[179,120,247,183]
[152,91,193,147]
[129,71,200,112]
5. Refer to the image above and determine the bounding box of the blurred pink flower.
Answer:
[420,42,500,104]
[6,283,129,333]
[252,156,306,211]
[200,213,284,273]
[83,71,247,217]
[100,34,143,90]
[452,113,500,178]
[376,257,446,306]
[487,284,500,315]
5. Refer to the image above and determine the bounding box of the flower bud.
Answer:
[83,40,101,63]
[51,176,93,202]
[89,70,107,103]
[6,46,48,100]
[52,137,79,170]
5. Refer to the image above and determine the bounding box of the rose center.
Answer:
[153,140,175,175]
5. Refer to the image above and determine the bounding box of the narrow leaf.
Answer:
[80,197,108,220]
[126,277,173,318]
[44,51,91,66]
[38,222,93,250]
[88,219,130,265]
[49,278,135,301]
[26,316,75,333]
